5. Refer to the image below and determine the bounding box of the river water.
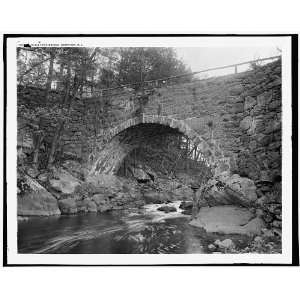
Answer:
[18,201,215,254]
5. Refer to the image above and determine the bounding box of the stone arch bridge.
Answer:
[17,59,282,183]
[84,59,281,182]
[88,114,230,177]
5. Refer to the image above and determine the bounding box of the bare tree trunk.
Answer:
[58,63,64,91]
[33,130,44,168]
[185,138,189,171]
[47,119,65,168]
[63,60,71,104]
[44,51,55,102]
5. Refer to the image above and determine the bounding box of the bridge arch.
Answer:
[88,114,230,177]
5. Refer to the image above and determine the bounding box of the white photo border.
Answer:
[3,34,297,266]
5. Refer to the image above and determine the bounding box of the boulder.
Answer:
[189,206,265,236]
[242,217,266,235]
[127,164,152,182]
[157,205,177,213]
[58,197,78,214]
[254,236,263,244]
[91,193,108,206]
[87,174,124,194]
[59,194,109,214]
[76,198,98,213]
[18,174,61,216]
[224,174,257,203]
[179,201,193,210]
[214,239,235,250]
[49,168,82,194]
[97,204,113,213]
[86,200,98,213]
[203,184,233,206]
[90,193,113,212]
[208,244,217,251]
[204,174,257,207]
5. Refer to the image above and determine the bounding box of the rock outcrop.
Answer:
[54,173,144,215]
[202,173,257,207]
[189,206,265,236]
[49,167,82,195]
[18,173,61,216]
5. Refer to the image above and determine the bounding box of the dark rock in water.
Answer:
[97,204,113,213]
[182,209,192,215]
[208,244,217,251]
[77,198,98,213]
[157,205,177,213]
[179,201,193,215]
[58,197,78,214]
[90,194,113,212]
[18,173,61,216]
[59,196,101,214]
[179,201,193,210]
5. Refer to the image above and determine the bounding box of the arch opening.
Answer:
[88,116,223,182]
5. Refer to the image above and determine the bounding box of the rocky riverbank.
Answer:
[17,154,282,254]
[17,160,194,217]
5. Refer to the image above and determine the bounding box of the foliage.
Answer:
[17,47,192,93]
[116,47,192,88]
[17,46,192,169]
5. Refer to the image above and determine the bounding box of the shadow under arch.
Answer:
[88,114,229,177]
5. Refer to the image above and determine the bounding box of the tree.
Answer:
[116,47,192,89]
[44,49,57,102]
[17,46,193,169]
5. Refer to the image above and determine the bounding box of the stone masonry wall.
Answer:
[17,59,281,183]
[144,59,282,182]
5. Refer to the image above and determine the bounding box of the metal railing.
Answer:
[90,55,281,97]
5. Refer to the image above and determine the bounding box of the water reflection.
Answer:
[18,201,205,254]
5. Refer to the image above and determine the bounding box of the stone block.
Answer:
[229,103,244,114]
[240,116,252,131]
[268,100,281,111]
[255,133,272,146]
[244,96,257,111]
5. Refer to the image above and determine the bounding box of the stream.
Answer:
[18,201,213,254]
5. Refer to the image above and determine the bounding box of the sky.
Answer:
[175,47,280,77]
